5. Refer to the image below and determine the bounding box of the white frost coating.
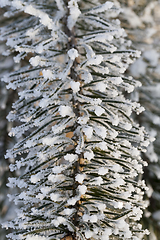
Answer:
[95,82,106,92]
[42,69,53,79]
[78,185,87,195]
[90,215,98,223]
[101,228,112,240]
[91,176,103,186]
[111,116,119,126]
[113,201,123,209]
[41,186,51,196]
[78,116,89,125]
[84,150,94,160]
[98,167,108,175]
[70,80,80,93]
[83,126,93,139]
[67,0,81,30]
[42,137,57,145]
[0,0,10,7]
[112,77,123,85]
[50,193,60,201]
[95,126,107,139]
[85,230,94,239]
[123,123,132,130]
[59,105,73,117]
[97,141,108,151]
[88,1,113,14]
[30,173,42,183]
[55,0,64,11]
[94,106,105,116]
[64,154,78,162]
[26,236,47,240]
[97,203,106,211]
[85,55,103,66]
[52,216,66,227]
[48,174,65,183]
[113,178,125,187]
[52,166,64,173]
[29,56,42,66]
[81,71,93,83]
[91,98,102,105]
[75,174,85,184]
[64,208,74,215]
[2,0,150,238]
[24,6,53,29]
[67,196,80,205]
[67,48,79,60]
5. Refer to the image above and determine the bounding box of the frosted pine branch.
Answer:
[0,0,151,239]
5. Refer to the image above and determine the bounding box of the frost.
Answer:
[101,228,112,240]
[83,126,93,139]
[78,185,87,195]
[85,55,103,66]
[59,105,74,117]
[29,56,42,66]
[94,106,105,116]
[30,173,42,183]
[67,196,80,205]
[85,230,94,239]
[95,126,106,139]
[52,166,64,173]
[26,236,47,240]
[97,141,108,151]
[42,137,57,146]
[90,177,103,186]
[88,1,113,14]
[42,69,53,79]
[67,0,81,30]
[84,150,94,160]
[50,193,60,201]
[78,116,89,125]
[97,203,106,211]
[67,48,79,60]
[52,216,66,227]
[98,167,108,175]
[113,201,124,209]
[75,174,85,184]
[95,82,106,92]
[48,174,65,183]
[64,208,74,215]
[1,0,150,238]
[64,154,78,162]
[123,123,132,130]
[70,80,80,93]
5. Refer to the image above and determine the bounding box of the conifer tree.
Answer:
[0,0,151,239]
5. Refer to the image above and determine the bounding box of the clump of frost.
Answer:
[42,69,53,79]
[84,150,94,160]
[78,185,87,195]
[59,105,74,117]
[26,236,47,240]
[75,174,85,184]
[67,48,79,60]
[94,106,105,116]
[64,154,78,162]
[83,126,93,139]
[67,0,81,30]
[70,80,80,93]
